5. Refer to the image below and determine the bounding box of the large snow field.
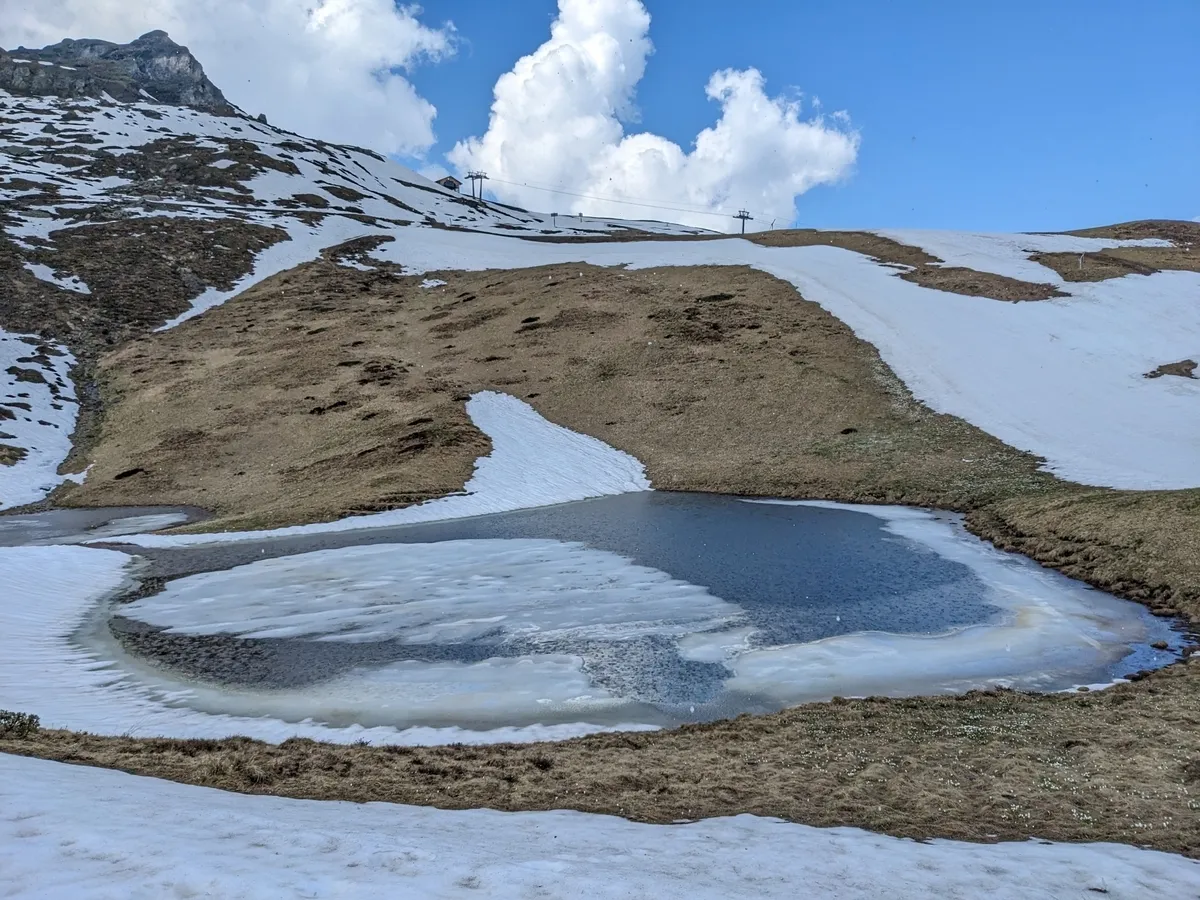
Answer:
[0,331,83,510]
[363,227,1200,489]
[2,753,1196,900]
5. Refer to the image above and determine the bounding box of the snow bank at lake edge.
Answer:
[2,753,1197,900]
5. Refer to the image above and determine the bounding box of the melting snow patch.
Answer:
[872,229,1173,284]
[117,392,651,546]
[0,330,81,510]
[2,753,1198,900]
[23,261,91,294]
[207,158,236,170]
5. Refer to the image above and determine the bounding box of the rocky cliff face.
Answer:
[0,30,235,115]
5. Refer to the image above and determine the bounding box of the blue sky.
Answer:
[409,0,1199,231]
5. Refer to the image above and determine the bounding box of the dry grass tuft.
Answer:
[1145,360,1197,380]
[0,443,28,465]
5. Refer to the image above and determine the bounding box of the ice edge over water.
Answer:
[729,500,1154,699]
[0,543,658,745]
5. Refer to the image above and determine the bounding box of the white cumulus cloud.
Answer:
[449,0,859,231]
[0,0,454,156]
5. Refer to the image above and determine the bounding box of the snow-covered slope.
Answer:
[3,85,1196,502]
[0,330,81,509]
[0,88,710,242]
[0,87,712,334]
[3,753,1197,900]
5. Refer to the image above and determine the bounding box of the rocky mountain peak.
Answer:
[0,30,235,115]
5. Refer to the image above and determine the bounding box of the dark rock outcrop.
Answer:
[0,30,235,114]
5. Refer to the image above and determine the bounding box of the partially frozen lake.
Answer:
[70,493,1179,737]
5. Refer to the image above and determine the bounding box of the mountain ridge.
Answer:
[0,30,235,115]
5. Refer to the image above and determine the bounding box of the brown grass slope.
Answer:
[58,254,1058,530]
[1034,219,1200,282]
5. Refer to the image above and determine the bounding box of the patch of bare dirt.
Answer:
[0,443,26,465]
[3,217,286,355]
[1145,360,1197,380]
[1033,220,1200,282]
[82,135,301,202]
[0,215,289,480]
[1064,219,1200,244]
[899,265,1065,301]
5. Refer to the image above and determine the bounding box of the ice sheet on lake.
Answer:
[0,330,83,510]
[158,653,629,731]
[110,509,1158,729]
[117,392,651,547]
[711,501,1152,699]
[0,543,655,745]
[121,539,737,642]
[111,538,738,728]
[3,753,1197,900]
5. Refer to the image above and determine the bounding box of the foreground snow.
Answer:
[1,754,1195,900]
